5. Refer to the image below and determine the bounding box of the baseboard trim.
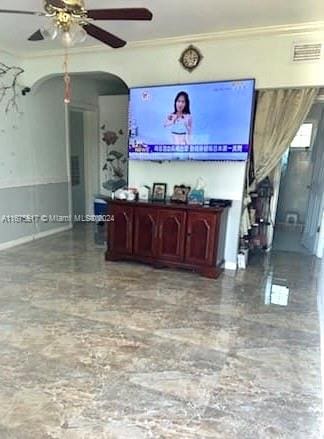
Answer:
[225,261,237,271]
[35,225,72,240]
[0,225,72,251]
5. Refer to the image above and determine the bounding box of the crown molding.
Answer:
[8,20,324,59]
[0,46,24,60]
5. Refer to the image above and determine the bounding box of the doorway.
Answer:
[272,104,324,255]
[68,106,99,223]
[69,110,86,219]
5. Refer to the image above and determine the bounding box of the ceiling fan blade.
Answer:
[46,0,66,8]
[83,23,126,49]
[28,30,45,42]
[87,8,153,21]
[0,9,45,16]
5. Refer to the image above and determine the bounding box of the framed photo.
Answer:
[152,183,167,202]
[171,185,191,203]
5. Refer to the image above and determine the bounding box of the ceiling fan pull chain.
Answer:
[63,51,72,104]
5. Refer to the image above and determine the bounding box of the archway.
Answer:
[32,71,129,224]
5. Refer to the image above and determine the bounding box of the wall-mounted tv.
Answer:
[128,79,255,161]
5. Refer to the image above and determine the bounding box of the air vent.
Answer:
[292,43,322,62]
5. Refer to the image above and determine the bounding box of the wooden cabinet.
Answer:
[157,209,186,262]
[185,212,218,266]
[108,203,133,256]
[106,201,228,279]
[133,207,158,259]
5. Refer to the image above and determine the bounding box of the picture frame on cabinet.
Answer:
[171,185,191,203]
[152,183,167,202]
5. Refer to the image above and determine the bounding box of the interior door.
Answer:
[134,207,158,258]
[302,110,324,254]
[185,212,218,266]
[157,209,186,262]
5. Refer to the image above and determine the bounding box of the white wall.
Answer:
[0,74,101,190]
[0,68,104,247]
[128,161,246,200]
[0,57,71,245]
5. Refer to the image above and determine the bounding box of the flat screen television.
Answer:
[128,79,255,161]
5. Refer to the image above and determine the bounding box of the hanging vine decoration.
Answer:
[0,62,24,113]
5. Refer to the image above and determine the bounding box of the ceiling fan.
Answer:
[0,0,153,48]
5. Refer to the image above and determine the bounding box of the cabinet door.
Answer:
[185,212,218,266]
[109,204,133,255]
[157,209,186,262]
[134,207,158,258]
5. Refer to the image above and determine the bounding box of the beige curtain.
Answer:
[253,87,319,183]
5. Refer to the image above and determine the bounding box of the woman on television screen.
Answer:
[164,91,192,145]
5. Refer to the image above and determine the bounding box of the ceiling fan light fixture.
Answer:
[0,3,153,49]
[61,29,75,47]
[40,22,58,40]
[60,23,87,47]
[74,25,87,43]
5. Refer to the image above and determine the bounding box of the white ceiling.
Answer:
[1,0,324,54]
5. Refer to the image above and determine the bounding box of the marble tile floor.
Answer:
[0,224,322,438]
[272,225,310,255]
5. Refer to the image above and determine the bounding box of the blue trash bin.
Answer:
[94,198,107,225]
